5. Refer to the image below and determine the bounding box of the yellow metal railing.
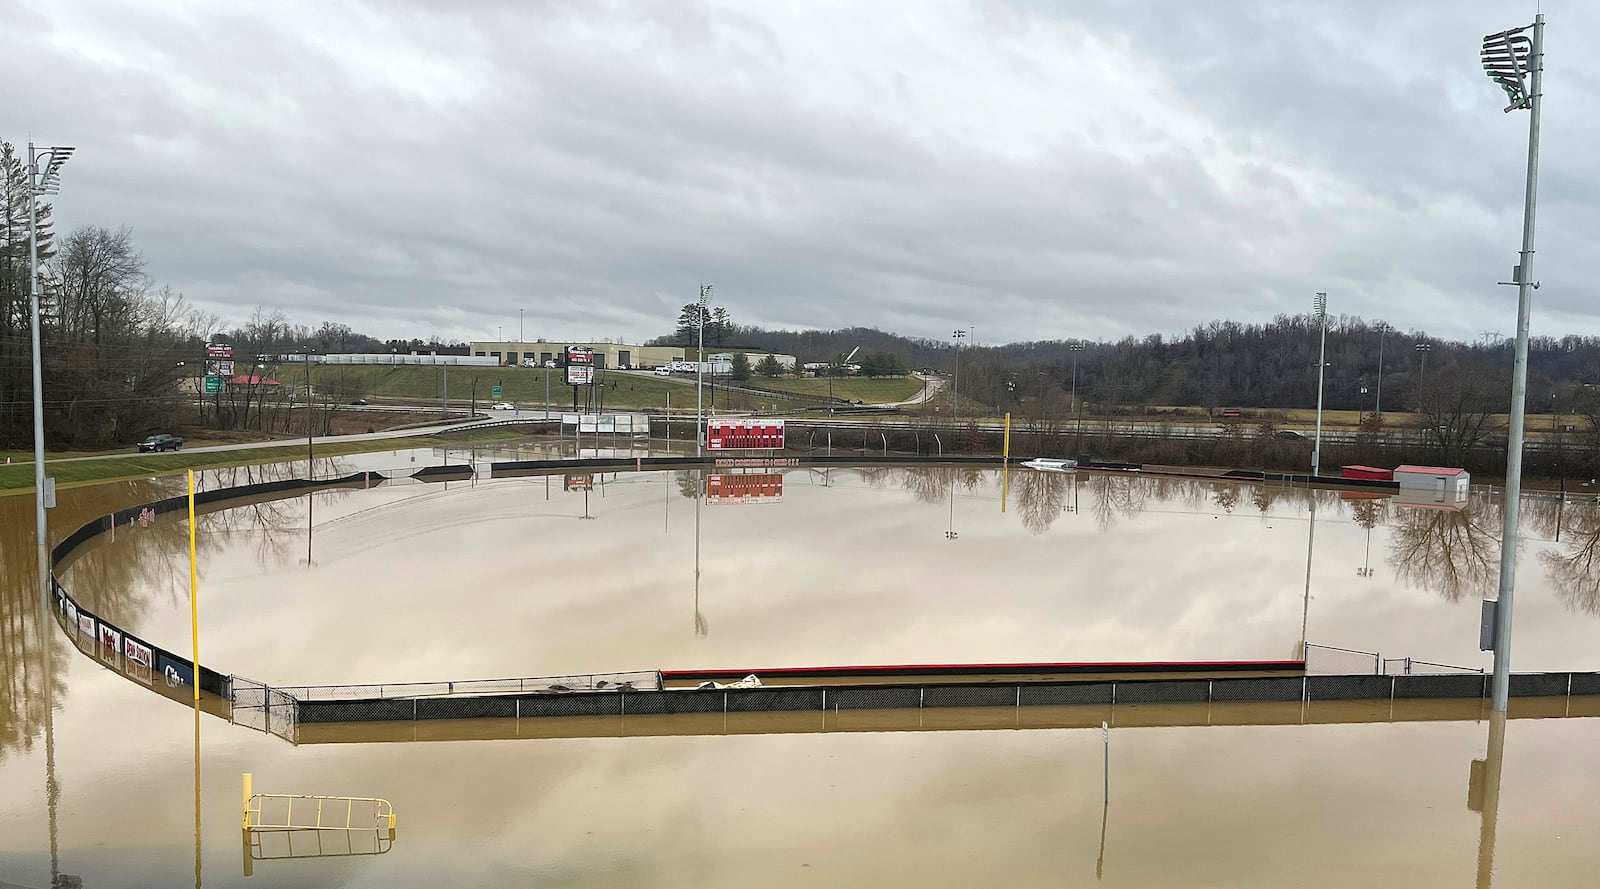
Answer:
[242,773,396,833]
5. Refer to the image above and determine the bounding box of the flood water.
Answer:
[3,443,1600,886]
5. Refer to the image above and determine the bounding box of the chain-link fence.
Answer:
[232,676,299,743]
[1306,643,1481,676]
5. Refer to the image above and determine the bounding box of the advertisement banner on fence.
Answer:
[124,637,154,686]
[75,612,96,654]
[60,593,76,633]
[98,624,122,668]
[157,653,194,691]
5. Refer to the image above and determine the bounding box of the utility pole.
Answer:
[1482,15,1545,713]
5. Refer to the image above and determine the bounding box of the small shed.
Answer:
[1393,465,1470,503]
[1342,465,1394,481]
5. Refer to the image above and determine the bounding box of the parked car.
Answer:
[137,433,184,452]
[654,367,672,376]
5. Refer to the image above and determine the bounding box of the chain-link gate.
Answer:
[231,676,299,743]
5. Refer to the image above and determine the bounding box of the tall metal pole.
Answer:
[304,350,313,477]
[951,329,965,422]
[26,143,53,607]
[1312,293,1328,476]
[696,285,710,456]
[1491,14,1544,713]
[1375,324,1385,418]
[519,308,524,343]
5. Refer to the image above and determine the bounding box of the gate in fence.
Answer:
[232,676,299,743]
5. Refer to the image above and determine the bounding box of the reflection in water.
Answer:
[1474,712,1508,889]
[1011,469,1067,536]
[1386,501,1504,602]
[1539,501,1600,615]
[7,463,1600,886]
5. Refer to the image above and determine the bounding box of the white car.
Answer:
[654,367,671,376]
[491,401,516,410]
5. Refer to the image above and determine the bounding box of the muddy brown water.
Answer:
[3,446,1600,886]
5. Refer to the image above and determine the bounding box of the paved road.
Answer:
[41,416,502,465]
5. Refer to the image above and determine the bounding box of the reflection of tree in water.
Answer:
[1088,475,1148,532]
[1386,504,1504,603]
[1538,501,1600,616]
[1211,484,1239,514]
[1,458,356,758]
[0,476,180,760]
[1350,498,1386,530]
[1011,470,1066,536]
[898,466,982,505]
[677,471,702,500]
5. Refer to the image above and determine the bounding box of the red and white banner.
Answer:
[706,419,785,450]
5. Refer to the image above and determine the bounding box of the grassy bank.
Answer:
[745,376,923,403]
[0,427,528,495]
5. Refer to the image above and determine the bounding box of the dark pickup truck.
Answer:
[137,433,184,452]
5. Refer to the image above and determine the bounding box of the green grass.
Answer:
[0,427,527,494]
[745,377,924,404]
[312,364,821,413]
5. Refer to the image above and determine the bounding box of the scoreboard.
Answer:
[706,419,785,450]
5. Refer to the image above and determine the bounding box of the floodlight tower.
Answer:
[27,143,74,604]
[1480,15,1545,713]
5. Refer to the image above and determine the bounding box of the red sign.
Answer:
[706,419,785,450]
[566,346,594,365]
[564,474,594,491]
[205,344,234,359]
[706,473,783,503]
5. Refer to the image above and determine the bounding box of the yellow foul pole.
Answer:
[1001,412,1011,513]
[187,470,199,703]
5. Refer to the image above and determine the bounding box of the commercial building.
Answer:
[469,341,684,369]
[468,341,796,371]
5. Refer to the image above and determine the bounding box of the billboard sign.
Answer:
[205,343,234,359]
[564,474,594,491]
[706,419,785,450]
[565,346,595,385]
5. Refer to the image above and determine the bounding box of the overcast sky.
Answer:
[4,1,1594,346]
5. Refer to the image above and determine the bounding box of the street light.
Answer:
[1482,14,1546,714]
[1312,292,1329,477]
[26,142,73,608]
[696,284,712,456]
[951,328,966,422]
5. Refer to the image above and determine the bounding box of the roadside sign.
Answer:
[566,365,594,385]
[706,419,785,450]
[204,375,222,394]
[205,343,234,359]
[492,385,502,397]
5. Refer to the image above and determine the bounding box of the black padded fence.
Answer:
[283,672,1600,733]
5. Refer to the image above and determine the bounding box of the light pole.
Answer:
[26,142,73,607]
[518,308,524,343]
[696,284,711,456]
[300,347,315,476]
[951,328,966,422]
[1374,322,1387,418]
[1312,292,1329,476]
[1069,343,1082,408]
[1482,15,1545,713]
[1414,342,1431,409]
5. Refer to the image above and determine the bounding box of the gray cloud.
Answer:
[2,0,1592,345]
